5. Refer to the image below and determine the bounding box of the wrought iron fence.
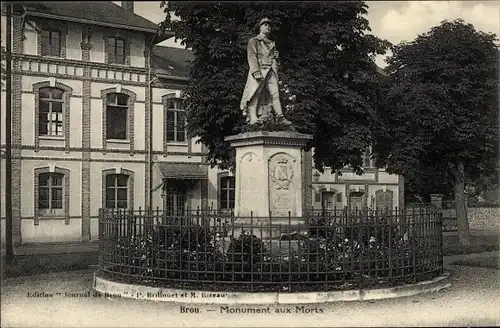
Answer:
[98,207,443,292]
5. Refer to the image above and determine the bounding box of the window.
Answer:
[41,29,61,56]
[166,98,186,142]
[105,174,129,209]
[106,93,129,140]
[107,37,126,65]
[39,88,64,137]
[164,180,186,216]
[363,147,374,168]
[38,172,64,214]
[322,192,334,211]
[376,190,393,211]
[220,177,235,210]
[321,192,342,211]
[35,167,70,223]
[349,192,365,211]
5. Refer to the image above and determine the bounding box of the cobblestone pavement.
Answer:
[1,261,499,327]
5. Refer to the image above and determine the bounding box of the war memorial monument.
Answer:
[93,18,449,304]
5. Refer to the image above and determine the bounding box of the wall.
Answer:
[468,207,500,231]
[311,167,401,210]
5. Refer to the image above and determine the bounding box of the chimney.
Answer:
[121,1,134,13]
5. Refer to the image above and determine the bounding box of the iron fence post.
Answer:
[388,210,393,284]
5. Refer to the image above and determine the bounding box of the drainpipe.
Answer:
[147,43,153,213]
[5,2,14,265]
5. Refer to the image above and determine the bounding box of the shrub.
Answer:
[113,222,227,280]
[225,232,266,277]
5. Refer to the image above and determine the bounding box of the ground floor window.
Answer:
[376,189,393,211]
[220,176,235,210]
[38,172,64,215]
[349,191,365,211]
[164,179,187,216]
[321,191,343,211]
[105,174,129,209]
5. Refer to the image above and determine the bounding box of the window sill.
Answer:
[40,55,63,59]
[107,63,129,68]
[36,216,66,220]
[166,142,188,147]
[39,135,65,140]
[107,139,130,144]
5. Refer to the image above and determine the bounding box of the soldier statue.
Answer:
[240,18,292,126]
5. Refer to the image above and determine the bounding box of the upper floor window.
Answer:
[41,29,61,57]
[166,98,186,142]
[39,88,64,137]
[38,172,64,214]
[105,174,129,209]
[107,37,126,65]
[363,147,374,168]
[220,176,235,210]
[106,93,129,140]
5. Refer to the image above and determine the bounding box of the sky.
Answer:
[121,1,500,68]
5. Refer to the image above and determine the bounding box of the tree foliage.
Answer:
[377,19,499,243]
[160,1,390,172]
[379,19,499,189]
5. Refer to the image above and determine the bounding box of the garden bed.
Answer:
[97,210,443,293]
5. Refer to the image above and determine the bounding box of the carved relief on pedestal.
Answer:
[270,156,294,190]
[238,152,261,216]
[268,153,297,217]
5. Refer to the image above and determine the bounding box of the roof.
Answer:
[155,163,208,180]
[14,1,160,33]
[152,45,193,79]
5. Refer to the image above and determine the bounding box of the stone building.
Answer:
[0,1,403,256]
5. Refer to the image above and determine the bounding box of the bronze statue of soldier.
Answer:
[240,18,292,126]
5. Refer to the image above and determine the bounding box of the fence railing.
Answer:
[97,207,443,292]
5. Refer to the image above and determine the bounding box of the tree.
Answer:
[378,19,499,245]
[160,1,391,173]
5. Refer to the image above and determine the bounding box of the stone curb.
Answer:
[93,271,452,304]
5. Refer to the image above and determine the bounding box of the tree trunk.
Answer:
[453,161,471,246]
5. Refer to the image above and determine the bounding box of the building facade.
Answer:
[0,1,403,249]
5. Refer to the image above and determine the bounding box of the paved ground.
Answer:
[1,256,499,327]
[443,250,499,266]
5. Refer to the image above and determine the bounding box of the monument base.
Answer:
[225,131,313,220]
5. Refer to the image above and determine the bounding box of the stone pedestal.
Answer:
[225,131,313,220]
[430,194,443,209]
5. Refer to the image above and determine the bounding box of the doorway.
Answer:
[163,179,187,216]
